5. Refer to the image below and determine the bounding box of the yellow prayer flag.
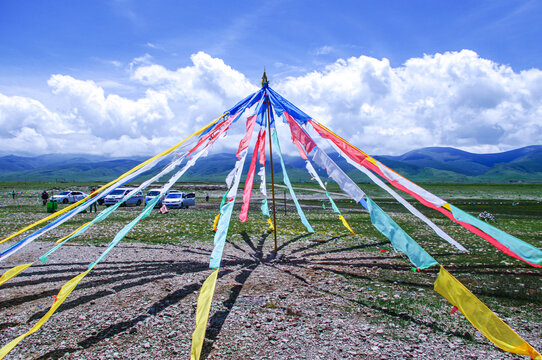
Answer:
[434,266,541,359]
[0,262,34,287]
[0,270,90,359]
[212,213,220,231]
[267,217,275,230]
[191,269,218,360]
[338,215,355,234]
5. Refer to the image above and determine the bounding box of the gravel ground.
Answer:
[1,239,539,360]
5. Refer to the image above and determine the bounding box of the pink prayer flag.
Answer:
[239,131,264,222]
[293,139,308,160]
[236,115,257,159]
[258,130,266,165]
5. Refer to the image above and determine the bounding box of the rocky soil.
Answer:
[1,239,539,360]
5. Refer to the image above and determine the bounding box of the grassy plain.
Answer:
[0,181,541,347]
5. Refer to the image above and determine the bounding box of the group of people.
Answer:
[39,188,97,212]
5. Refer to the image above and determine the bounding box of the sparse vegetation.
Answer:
[0,181,540,358]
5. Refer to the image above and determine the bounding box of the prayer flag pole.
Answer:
[262,71,278,254]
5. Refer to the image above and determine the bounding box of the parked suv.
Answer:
[50,191,87,204]
[163,192,196,209]
[103,188,143,207]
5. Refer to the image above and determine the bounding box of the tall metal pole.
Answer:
[263,72,278,254]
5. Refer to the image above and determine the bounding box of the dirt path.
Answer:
[0,239,538,359]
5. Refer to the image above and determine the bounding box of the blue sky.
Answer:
[1,1,540,85]
[1,0,542,156]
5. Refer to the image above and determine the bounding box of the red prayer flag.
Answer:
[285,112,316,154]
[239,131,265,222]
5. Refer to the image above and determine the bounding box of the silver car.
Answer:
[163,192,196,209]
[50,191,87,204]
[162,192,184,209]
[103,188,143,207]
[183,193,196,208]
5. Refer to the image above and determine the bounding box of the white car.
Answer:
[50,191,87,204]
[103,188,143,207]
[162,192,184,209]
[163,192,196,209]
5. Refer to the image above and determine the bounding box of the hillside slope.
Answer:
[1,146,541,183]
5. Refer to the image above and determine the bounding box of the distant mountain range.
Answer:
[1,145,541,183]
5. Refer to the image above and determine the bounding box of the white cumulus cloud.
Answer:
[276,50,542,154]
[1,50,541,157]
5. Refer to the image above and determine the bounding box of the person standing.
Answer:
[41,190,49,206]
[12,190,15,200]
[89,188,97,213]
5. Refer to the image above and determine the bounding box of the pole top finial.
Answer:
[261,68,268,88]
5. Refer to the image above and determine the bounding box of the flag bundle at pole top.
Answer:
[0,76,540,359]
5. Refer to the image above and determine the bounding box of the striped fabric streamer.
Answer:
[0,159,158,262]
[309,119,446,207]
[257,129,270,218]
[327,141,466,252]
[239,130,266,222]
[192,93,266,360]
[0,100,250,358]
[0,132,221,359]
[338,215,355,234]
[210,114,260,269]
[0,89,261,255]
[271,128,314,233]
[0,112,231,247]
[308,119,542,267]
[258,167,271,217]
[279,109,437,269]
[40,153,190,263]
[284,121,355,234]
[311,148,367,208]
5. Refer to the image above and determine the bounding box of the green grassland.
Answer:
[1,181,541,344]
